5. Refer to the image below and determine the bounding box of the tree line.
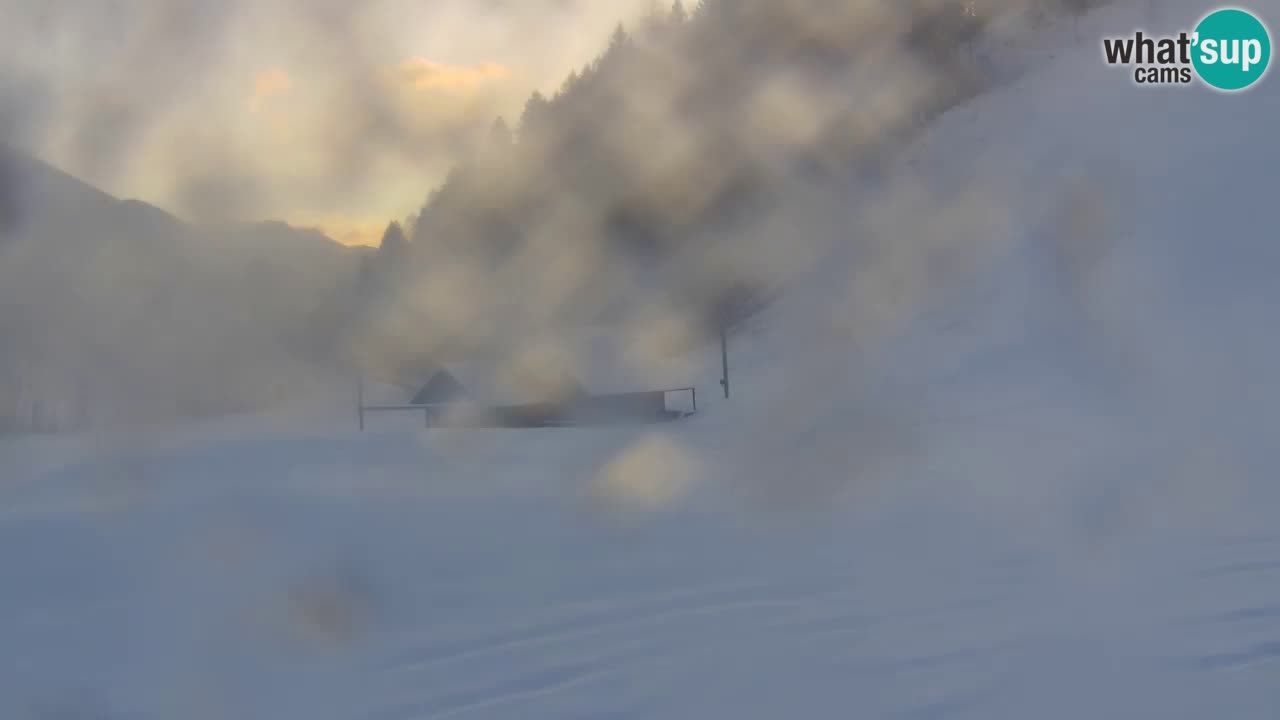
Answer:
[348,0,1114,386]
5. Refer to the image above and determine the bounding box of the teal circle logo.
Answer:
[1192,8,1271,91]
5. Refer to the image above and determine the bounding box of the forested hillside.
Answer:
[354,0,1111,383]
[0,0,1114,430]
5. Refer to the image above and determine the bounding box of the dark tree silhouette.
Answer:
[489,117,513,150]
[671,1,689,24]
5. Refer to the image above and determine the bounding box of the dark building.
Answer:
[410,369,468,406]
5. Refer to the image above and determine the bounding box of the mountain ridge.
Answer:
[0,144,369,430]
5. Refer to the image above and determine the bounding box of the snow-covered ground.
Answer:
[4,1,1280,717]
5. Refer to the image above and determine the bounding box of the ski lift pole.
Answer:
[357,378,365,432]
[719,324,729,399]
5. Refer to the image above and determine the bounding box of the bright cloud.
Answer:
[250,68,292,113]
[304,215,389,247]
[0,0,656,233]
[397,59,512,93]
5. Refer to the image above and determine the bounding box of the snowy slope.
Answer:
[4,1,1280,718]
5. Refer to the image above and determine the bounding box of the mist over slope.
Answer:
[1,0,1123,431]
[349,0,1115,384]
[1,2,1280,718]
[682,0,1280,524]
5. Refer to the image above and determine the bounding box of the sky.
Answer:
[0,0,657,246]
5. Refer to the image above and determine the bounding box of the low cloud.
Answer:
[250,68,292,113]
[304,215,388,247]
[397,58,512,93]
[0,0,647,229]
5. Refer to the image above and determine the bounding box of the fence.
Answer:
[357,383,696,431]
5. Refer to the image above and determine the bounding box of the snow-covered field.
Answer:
[4,2,1280,717]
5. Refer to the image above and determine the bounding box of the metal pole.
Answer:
[719,325,729,399]
[357,379,365,431]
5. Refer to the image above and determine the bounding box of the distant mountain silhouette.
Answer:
[0,145,370,430]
